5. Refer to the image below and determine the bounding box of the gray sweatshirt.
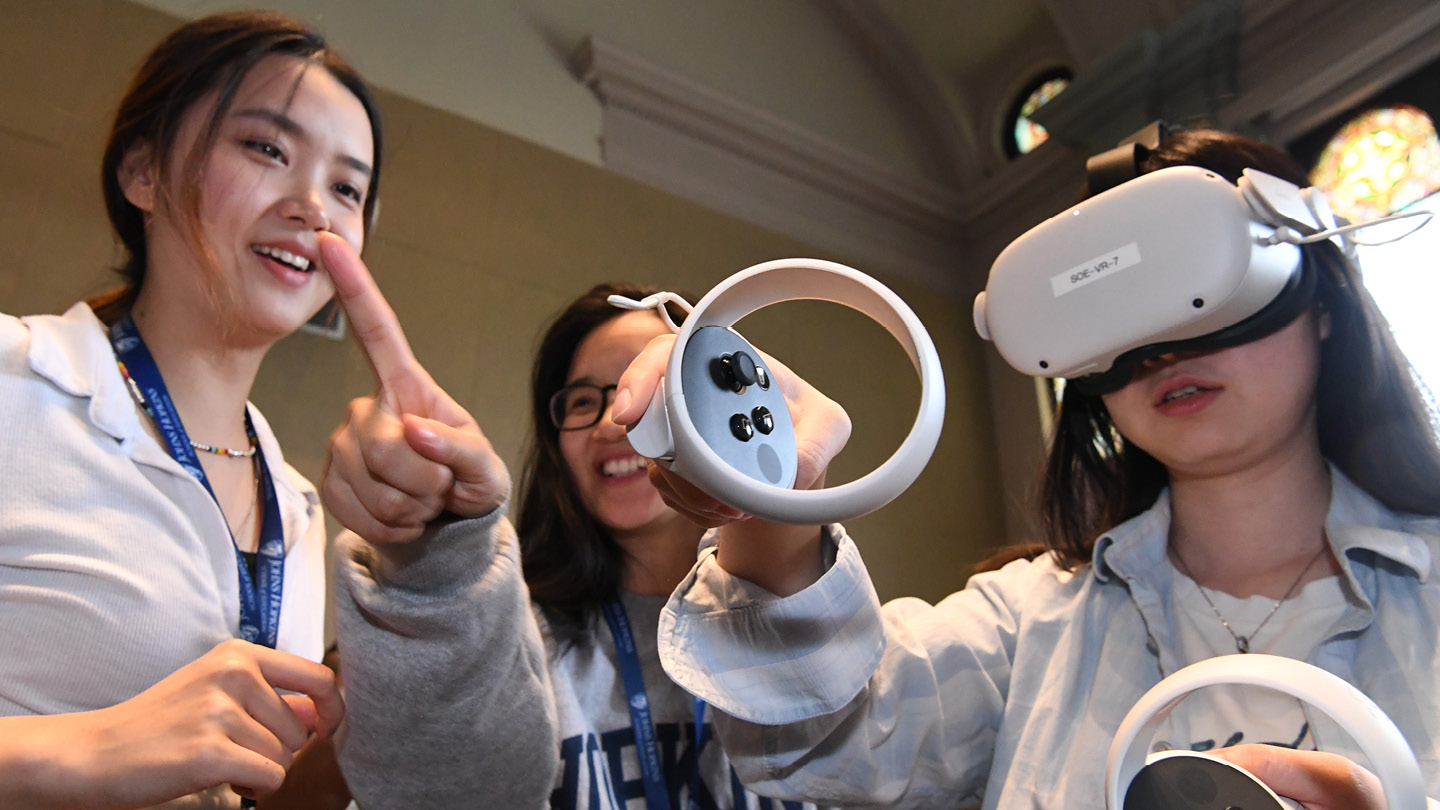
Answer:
[334,509,557,809]
[335,509,820,809]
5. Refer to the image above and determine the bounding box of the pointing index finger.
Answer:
[319,232,418,390]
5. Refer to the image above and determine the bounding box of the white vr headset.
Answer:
[973,164,1429,394]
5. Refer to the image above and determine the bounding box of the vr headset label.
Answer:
[1055,242,1142,297]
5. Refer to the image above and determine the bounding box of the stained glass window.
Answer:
[1009,72,1070,157]
[1310,106,1440,430]
[1309,105,1440,222]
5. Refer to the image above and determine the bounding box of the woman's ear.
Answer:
[117,142,157,213]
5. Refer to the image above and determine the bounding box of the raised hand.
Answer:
[318,232,508,544]
[0,640,341,810]
[611,332,851,526]
[613,332,850,596]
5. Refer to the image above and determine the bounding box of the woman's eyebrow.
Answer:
[233,106,373,177]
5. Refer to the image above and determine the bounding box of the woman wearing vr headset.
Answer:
[611,128,1440,809]
[327,282,830,808]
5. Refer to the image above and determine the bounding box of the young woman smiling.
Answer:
[0,11,381,808]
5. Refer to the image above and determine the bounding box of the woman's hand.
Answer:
[1216,745,1385,810]
[318,233,509,545]
[613,332,851,595]
[0,640,342,810]
[613,333,850,526]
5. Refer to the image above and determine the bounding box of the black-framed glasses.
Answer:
[549,383,618,431]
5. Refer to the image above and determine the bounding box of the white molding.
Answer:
[572,36,972,296]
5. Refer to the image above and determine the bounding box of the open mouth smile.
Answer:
[253,244,313,272]
[601,455,647,479]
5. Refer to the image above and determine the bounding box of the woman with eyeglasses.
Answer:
[331,282,829,809]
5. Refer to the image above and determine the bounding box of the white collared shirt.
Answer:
[0,303,326,719]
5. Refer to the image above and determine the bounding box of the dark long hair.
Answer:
[516,283,687,640]
[1035,128,1440,570]
[88,10,383,324]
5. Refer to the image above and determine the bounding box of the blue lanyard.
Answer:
[109,315,285,649]
[602,599,706,810]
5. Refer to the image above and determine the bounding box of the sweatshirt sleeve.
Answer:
[333,507,557,810]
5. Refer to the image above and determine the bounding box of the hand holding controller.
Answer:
[1106,654,1427,810]
[628,324,796,488]
[684,325,798,487]
[613,258,944,525]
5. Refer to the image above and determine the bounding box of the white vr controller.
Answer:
[611,258,945,525]
[1107,654,1427,810]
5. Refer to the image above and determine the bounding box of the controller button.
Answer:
[730,351,760,387]
[755,365,770,389]
[751,406,774,434]
[729,413,753,441]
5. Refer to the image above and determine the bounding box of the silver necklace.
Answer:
[231,456,260,538]
[1171,542,1329,653]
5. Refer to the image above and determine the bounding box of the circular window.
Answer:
[1310,105,1440,221]
[1007,69,1071,157]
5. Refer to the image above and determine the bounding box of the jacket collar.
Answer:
[1092,466,1434,586]
[25,302,146,447]
[25,303,314,519]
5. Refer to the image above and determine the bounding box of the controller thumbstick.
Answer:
[731,352,759,387]
[710,352,760,393]
[710,356,738,392]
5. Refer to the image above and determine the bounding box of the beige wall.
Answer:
[1,0,1014,612]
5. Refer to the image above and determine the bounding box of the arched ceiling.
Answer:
[129,0,1440,290]
[130,0,1199,187]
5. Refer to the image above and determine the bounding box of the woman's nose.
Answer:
[1136,353,1178,373]
[279,186,330,231]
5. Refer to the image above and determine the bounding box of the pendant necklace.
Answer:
[1171,541,1329,654]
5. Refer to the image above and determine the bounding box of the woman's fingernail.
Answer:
[611,388,633,421]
